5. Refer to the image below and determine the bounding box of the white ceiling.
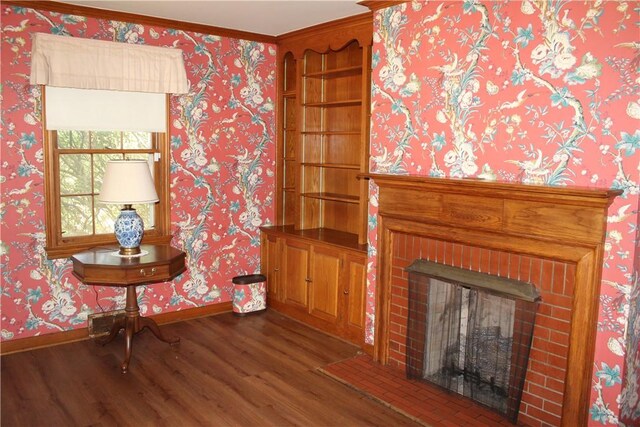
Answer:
[61,0,368,36]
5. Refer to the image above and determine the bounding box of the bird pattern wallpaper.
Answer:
[1,6,276,342]
[1,1,639,425]
[365,1,639,424]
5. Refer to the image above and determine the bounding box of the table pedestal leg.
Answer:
[97,284,180,373]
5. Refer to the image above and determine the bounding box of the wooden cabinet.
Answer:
[283,238,310,310]
[264,14,372,349]
[260,227,367,347]
[342,252,367,342]
[308,245,341,323]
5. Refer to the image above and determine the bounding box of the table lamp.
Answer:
[98,160,159,256]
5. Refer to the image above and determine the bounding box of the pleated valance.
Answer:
[30,33,189,94]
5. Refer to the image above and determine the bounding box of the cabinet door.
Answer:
[262,233,282,302]
[308,245,341,323]
[342,253,366,340]
[283,239,310,309]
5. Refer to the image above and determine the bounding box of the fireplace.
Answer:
[367,174,620,426]
[405,260,540,422]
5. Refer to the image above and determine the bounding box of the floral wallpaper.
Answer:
[366,1,639,425]
[1,7,275,339]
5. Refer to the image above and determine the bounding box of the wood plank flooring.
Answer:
[1,311,421,427]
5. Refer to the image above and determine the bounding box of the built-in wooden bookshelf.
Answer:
[262,13,373,347]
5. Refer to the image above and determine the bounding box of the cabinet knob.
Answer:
[305,278,312,283]
[140,267,157,276]
[274,268,280,272]
[343,289,349,295]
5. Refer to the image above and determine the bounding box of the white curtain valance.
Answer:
[45,87,166,132]
[30,33,188,94]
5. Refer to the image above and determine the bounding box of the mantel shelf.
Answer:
[362,173,621,208]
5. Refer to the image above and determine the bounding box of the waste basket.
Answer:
[232,274,267,316]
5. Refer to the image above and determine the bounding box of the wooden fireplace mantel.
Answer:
[365,173,621,427]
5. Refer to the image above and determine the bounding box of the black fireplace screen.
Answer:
[405,260,540,423]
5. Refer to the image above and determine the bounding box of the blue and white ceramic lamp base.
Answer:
[114,206,144,256]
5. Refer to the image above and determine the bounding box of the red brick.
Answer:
[539,260,554,291]
[550,306,572,322]
[524,405,562,426]
[547,353,568,371]
[549,330,569,346]
[542,398,563,418]
[532,337,568,359]
[395,234,406,259]
[535,314,569,331]
[468,246,480,271]
[521,391,544,411]
[529,360,566,380]
[497,251,509,277]
[523,371,547,389]
[534,326,550,341]
[528,347,549,365]
[565,263,576,294]
[530,258,543,283]
[543,293,572,309]
[545,377,565,395]
[411,236,421,259]
[527,382,563,403]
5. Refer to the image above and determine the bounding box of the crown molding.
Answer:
[2,1,277,44]
[358,1,408,12]
[276,12,373,58]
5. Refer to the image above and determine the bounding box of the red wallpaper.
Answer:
[366,1,639,424]
[1,6,276,340]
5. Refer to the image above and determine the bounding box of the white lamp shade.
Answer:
[98,160,159,204]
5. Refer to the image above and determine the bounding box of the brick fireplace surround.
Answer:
[367,174,620,426]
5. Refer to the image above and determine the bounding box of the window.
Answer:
[44,129,171,259]
[30,34,187,259]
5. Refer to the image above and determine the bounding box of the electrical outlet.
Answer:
[88,310,125,338]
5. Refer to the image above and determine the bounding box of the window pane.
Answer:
[57,130,89,149]
[60,154,91,195]
[93,153,124,193]
[61,195,93,237]
[92,131,121,149]
[94,199,120,235]
[123,132,152,150]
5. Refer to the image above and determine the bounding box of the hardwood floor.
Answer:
[1,311,420,426]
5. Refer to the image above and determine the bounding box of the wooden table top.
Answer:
[71,245,186,286]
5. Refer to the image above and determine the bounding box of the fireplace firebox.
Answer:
[405,260,540,422]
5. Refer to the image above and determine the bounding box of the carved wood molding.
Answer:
[276,13,373,58]
[2,1,277,44]
[366,174,621,427]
